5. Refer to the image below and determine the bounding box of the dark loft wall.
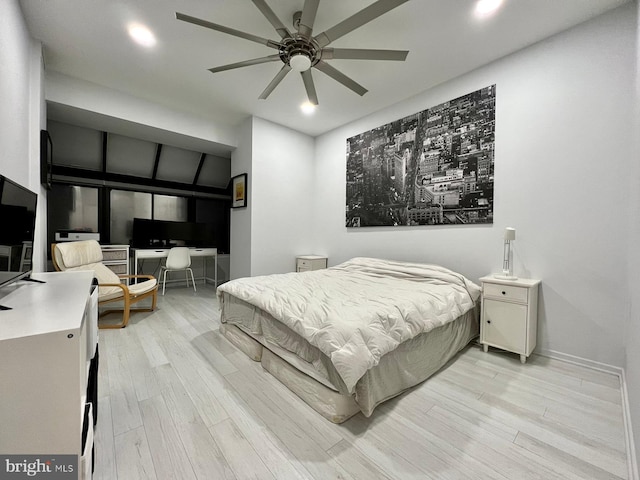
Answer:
[45,120,232,258]
[48,184,230,255]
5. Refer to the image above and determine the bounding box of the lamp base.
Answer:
[493,273,518,280]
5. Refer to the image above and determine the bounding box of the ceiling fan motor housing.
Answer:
[279,35,320,71]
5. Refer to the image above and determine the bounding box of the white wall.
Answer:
[230,117,253,280]
[0,1,31,186]
[0,0,46,272]
[46,72,237,151]
[249,117,315,276]
[313,4,636,368]
[625,0,640,471]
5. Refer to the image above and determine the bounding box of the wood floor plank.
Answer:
[93,395,117,480]
[338,415,435,480]
[208,418,276,480]
[108,347,144,436]
[93,286,631,480]
[224,369,355,480]
[216,393,315,480]
[172,420,237,480]
[373,403,511,480]
[476,392,628,478]
[231,363,344,451]
[326,439,394,480]
[114,426,157,480]
[133,322,169,368]
[346,410,479,480]
[515,431,625,480]
[191,332,238,376]
[475,357,623,417]
[139,395,198,480]
[160,337,231,425]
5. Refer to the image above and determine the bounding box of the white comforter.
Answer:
[217,257,481,392]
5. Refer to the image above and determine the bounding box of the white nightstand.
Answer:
[296,255,327,272]
[479,276,540,364]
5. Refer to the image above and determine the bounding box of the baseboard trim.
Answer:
[535,348,623,376]
[621,368,640,480]
[536,348,638,480]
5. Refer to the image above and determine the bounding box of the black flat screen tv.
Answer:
[131,218,215,248]
[0,175,37,288]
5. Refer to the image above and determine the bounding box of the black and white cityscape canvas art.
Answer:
[346,85,495,227]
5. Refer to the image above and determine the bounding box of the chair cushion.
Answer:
[129,279,158,296]
[56,240,103,269]
[66,262,123,299]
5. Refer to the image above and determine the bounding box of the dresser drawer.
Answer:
[296,256,327,272]
[102,249,128,261]
[483,283,528,303]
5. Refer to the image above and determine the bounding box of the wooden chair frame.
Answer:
[51,244,158,329]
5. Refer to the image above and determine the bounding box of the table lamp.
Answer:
[495,227,517,280]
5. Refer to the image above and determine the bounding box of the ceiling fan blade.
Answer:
[301,70,318,105]
[251,0,291,39]
[209,55,281,73]
[322,48,408,61]
[314,0,409,48]
[259,64,292,100]
[176,12,280,49]
[297,0,320,38]
[314,61,367,96]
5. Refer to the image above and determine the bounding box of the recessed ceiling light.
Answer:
[128,23,156,47]
[475,0,503,18]
[300,102,316,115]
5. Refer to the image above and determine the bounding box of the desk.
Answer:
[132,247,218,288]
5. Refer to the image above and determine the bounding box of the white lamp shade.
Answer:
[504,227,516,241]
[290,54,311,72]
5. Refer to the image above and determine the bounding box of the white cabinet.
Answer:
[0,272,97,478]
[479,276,540,364]
[296,255,328,272]
[101,244,130,276]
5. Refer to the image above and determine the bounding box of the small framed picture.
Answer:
[231,173,248,208]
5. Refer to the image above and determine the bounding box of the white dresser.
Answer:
[100,244,130,276]
[479,276,540,364]
[0,272,97,479]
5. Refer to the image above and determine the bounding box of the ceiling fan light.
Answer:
[300,101,316,114]
[290,53,311,72]
[128,23,156,47]
[475,0,503,17]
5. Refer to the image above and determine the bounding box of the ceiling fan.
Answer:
[176,0,410,105]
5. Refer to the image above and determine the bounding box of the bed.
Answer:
[216,257,481,423]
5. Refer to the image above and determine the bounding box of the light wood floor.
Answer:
[94,285,631,480]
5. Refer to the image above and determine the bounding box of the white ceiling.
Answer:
[20,0,629,147]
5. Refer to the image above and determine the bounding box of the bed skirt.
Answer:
[219,293,478,423]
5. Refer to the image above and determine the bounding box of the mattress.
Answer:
[219,292,478,422]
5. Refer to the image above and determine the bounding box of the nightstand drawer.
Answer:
[484,283,528,303]
[296,256,327,272]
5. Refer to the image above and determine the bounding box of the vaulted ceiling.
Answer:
[20,0,630,146]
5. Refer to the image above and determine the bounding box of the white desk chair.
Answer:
[160,247,196,295]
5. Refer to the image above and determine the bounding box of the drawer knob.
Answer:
[487,320,491,324]
[501,291,506,295]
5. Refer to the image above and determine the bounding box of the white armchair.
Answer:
[51,240,158,329]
